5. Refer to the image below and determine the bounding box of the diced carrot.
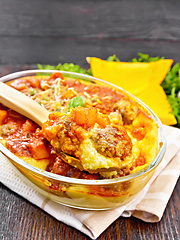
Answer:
[22,119,37,133]
[27,77,40,88]
[48,112,63,121]
[49,72,63,80]
[29,140,50,159]
[96,112,110,127]
[71,107,97,127]
[0,110,8,124]
[42,124,57,140]
[71,107,87,125]
[86,108,97,127]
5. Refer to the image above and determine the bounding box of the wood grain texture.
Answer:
[0,37,180,66]
[0,0,180,40]
[0,179,179,240]
[0,0,180,65]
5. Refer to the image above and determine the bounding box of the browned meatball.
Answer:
[114,99,138,124]
[90,124,132,159]
[42,112,88,157]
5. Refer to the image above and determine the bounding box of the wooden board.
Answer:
[0,0,180,65]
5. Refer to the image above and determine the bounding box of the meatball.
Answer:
[114,99,138,124]
[90,124,132,159]
[42,112,88,157]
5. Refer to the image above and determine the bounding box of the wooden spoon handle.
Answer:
[0,82,49,127]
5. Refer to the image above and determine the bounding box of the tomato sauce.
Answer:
[0,73,157,182]
[65,79,125,114]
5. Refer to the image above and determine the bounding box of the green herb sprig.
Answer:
[129,52,165,62]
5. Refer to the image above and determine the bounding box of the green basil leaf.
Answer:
[67,96,85,112]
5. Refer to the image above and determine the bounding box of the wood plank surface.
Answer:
[0,0,180,65]
[1,37,180,66]
[0,0,180,39]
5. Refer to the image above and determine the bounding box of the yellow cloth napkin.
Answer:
[0,125,180,239]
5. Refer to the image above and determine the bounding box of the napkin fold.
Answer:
[0,125,180,239]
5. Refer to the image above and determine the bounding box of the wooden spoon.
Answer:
[0,81,49,127]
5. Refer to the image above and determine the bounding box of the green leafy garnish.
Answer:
[30,89,37,95]
[37,63,88,75]
[167,86,180,125]
[129,52,165,62]
[106,53,164,63]
[67,96,85,112]
[161,63,180,95]
[161,63,180,126]
[107,54,120,62]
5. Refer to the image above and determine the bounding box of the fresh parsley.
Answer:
[37,63,88,74]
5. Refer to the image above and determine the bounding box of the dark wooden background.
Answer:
[0,0,180,68]
[0,0,180,239]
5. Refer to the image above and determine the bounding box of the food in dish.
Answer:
[0,72,158,180]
